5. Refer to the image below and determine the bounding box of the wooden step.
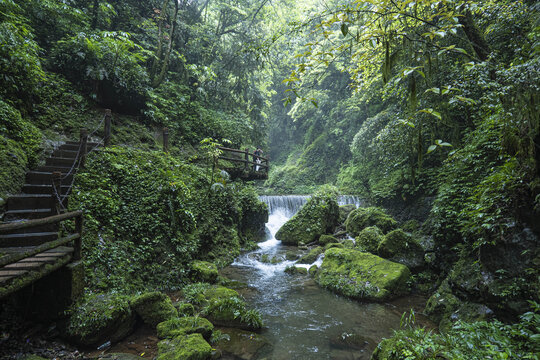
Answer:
[7,194,52,211]
[35,166,72,174]
[0,220,59,234]
[0,232,58,247]
[46,157,78,167]
[52,149,79,159]
[25,171,73,185]
[3,209,53,221]
[22,184,70,195]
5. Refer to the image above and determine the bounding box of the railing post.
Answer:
[51,171,62,215]
[163,127,169,153]
[80,128,88,169]
[74,213,83,260]
[244,148,249,170]
[104,109,112,147]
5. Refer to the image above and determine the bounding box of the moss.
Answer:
[0,135,28,199]
[401,219,420,233]
[309,265,319,277]
[344,207,397,236]
[156,333,212,360]
[130,292,178,327]
[377,229,425,270]
[176,302,196,317]
[275,190,340,245]
[317,248,411,301]
[157,316,214,340]
[355,226,384,253]
[285,251,299,260]
[319,234,339,246]
[64,293,135,346]
[342,238,355,248]
[21,356,48,360]
[424,279,462,328]
[297,246,323,264]
[324,242,344,250]
[339,204,357,223]
[191,261,218,283]
[201,286,263,330]
[285,266,308,275]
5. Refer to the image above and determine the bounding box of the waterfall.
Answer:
[259,194,363,216]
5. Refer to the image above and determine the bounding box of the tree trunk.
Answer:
[152,0,179,87]
[459,10,490,61]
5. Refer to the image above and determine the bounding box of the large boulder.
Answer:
[130,292,178,327]
[344,207,397,237]
[317,248,410,301]
[355,226,384,253]
[240,198,269,243]
[157,317,214,340]
[339,204,357,223]
[297,246,324,264]
[377,229,425,271]
[156,333,212,360]
[275,191,339,245]
[63,293,136,346]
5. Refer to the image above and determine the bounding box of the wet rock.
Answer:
[157,316,214,340]
[317,248,411,301]
[324,242,344,250]
[275,192,339,245]
[216,328,272,360]
[330,332,372,350]
[297,246,323,264]
[355,226,384,254]
[319,234,339,246]
[400,219,420,233]
[284,266,308,275]
[20,356,48,360]
[309,265,319,277]
[345,207,397,237]
[285,251,300,260]
[240,200,269,243]
[191,260,219,283]
[377,229,425,271]
[62,293,136,346]
[156,333,212,360]
[424,279,462,329]
[130,292,178,327]
[342,238,355,248]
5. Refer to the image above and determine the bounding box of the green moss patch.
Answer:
[355,226,384,253]
[157,316,214,340]
[130,292,178,327]
[297,246,323,264]
[191,261,218,283]
[345,207,397,236]
[317,248,410,301]
[378,229,425,270]
[156,333,212,360]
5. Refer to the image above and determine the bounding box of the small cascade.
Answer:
[259,194,363,216]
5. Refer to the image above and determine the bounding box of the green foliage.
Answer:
[355,226,384,254]
[0,135,27,199]
[130,292,178,327]
[345,207,397,237]
[157,316,214,340]
[0,99,42,166]
[71,147,266,292]
[373,306,540,360]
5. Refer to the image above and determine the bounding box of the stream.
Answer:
[220,195,431,360]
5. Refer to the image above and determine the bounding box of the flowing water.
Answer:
[221,195,431,360]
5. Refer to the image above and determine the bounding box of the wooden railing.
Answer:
[216,146,269,173]
[0,211,83,266]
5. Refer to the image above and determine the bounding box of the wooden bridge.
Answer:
[217,146,269,180]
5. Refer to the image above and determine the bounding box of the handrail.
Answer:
[218,156,269,169]
[0,211,82,232]
[217,146,269,162]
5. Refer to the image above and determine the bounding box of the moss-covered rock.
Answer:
[130,292,178,327]
[285,251,299,260]
[377,229,425,271]
[400,219,420,233]
[308,265,319,277]
[319,234,338,246]
[324,242,344,250]
[215,328,272,360]
[424,279,462,329]
[191,261,219,283]
[284,266,309,275]
[176,302,196,317]
[297,246,323,264]
[345,207,397,237]
[339,204,357,223]
[239,198,268,243]
[156,333,212,360]
[355,226,384,253]
[342,238,355,248]
[275,190,339,245]
[63,293,136,346]
[317,248,411,301]
[202,286,263,330]
[157,316,214,340]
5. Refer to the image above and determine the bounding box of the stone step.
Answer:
[45,157,78,167]
[36,165,72,174]
[3,209,53,221]
[0,220,58,234]
[65,141,100,147]
[22,184,70,195]
[25,171,73,185]
[52,149,79,159]
[0,232,58,247]
[7,194,52,211]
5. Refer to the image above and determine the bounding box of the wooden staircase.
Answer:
[0,140,98,296]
